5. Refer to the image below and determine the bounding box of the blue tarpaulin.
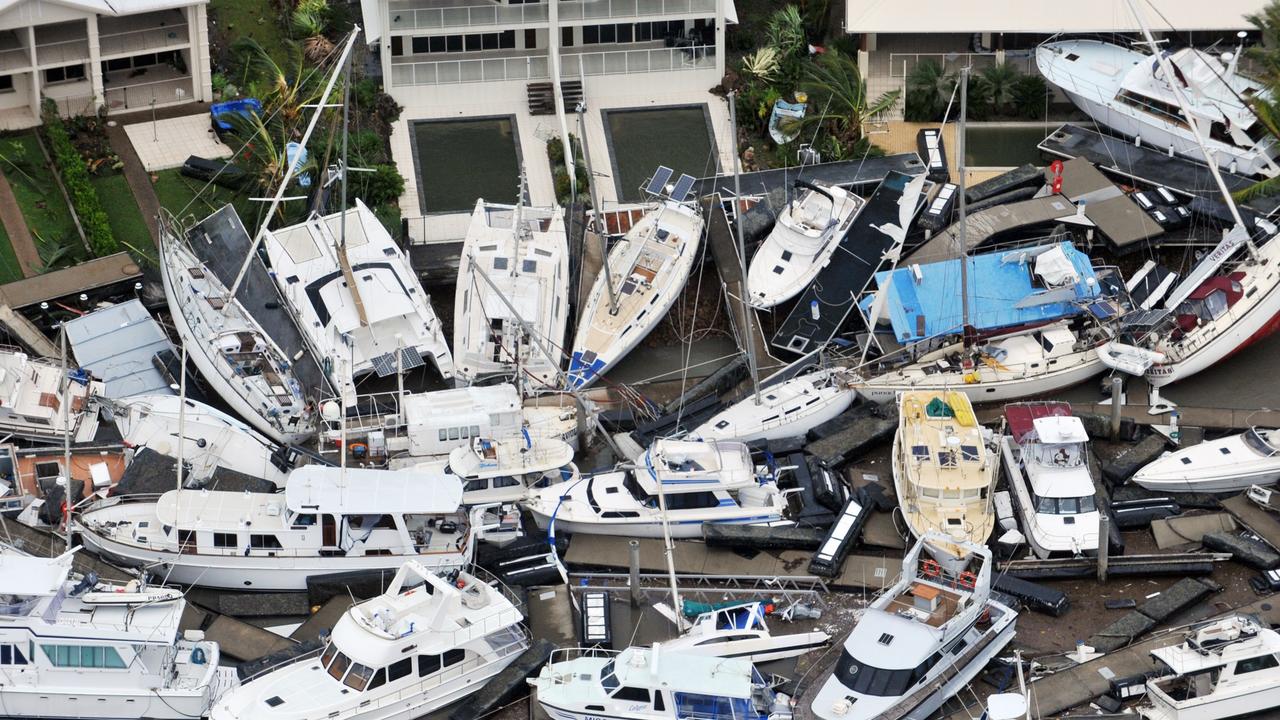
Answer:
[861,242,1102,343]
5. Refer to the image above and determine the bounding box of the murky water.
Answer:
[964,124,1054,167]
[412,117,521,213]
[605,106,717,202]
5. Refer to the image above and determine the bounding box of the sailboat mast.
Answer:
[652,451,686,631]
[226,28,362,301]
[339,40,351,255]
[60,324,70,546]
[176,342,187,494]
[729,92,762,404]
[576,106,620,314]
[957,66,971,346]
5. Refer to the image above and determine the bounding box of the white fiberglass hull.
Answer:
[858,354,1105,406]
[1055,77,1274,178]
[0,668,237,720]
[1145,274,1280,388]
[1140,682,1280,720]
[692,369,855,443]
[664,631,830,663]
[159,246,307,446]
[528,510,786,539]
[999,438,1099,558]
[77,528,467,591]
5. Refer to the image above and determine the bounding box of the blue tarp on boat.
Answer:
[861,241,1102,343]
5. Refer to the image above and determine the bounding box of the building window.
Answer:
[524,29,537,49]
[0,75,15,94]
[390,36,403,56]
[562,27,574,47]
[44,64,85,84]
[411,37,430,54]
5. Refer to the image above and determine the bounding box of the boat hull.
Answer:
[0,667,236,720]
[1145,280,1280,387]
[528,509,785,539]
[1133,470,1280,494]
[693,371,855,443]
[77,528,467,591]
[858,354,1105,406]
[158,241,307,446]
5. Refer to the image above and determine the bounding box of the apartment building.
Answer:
[845,0,1263,120]
[0,0,212,129]
[360,0,735,241]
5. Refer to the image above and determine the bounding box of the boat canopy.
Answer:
[285,466,464,515]
[1031,416,1088,445]
[0,552,71,597]
[863,242,1102,343]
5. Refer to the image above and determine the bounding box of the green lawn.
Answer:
[152,168,260,229]
[0,222,21,283]
[91,173,151,252]
[0,133,86,267]
[209,0,293,71]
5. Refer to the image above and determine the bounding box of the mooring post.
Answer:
[1110,375,1123,440]
[628,539,642,607]
[1097,507,1110,582]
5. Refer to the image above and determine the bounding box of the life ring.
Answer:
[920,559,941,579]
[958,571,978,590]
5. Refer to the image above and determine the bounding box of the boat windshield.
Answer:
[1244,429,1280,457]
[1028,443,1085,468]
[833,649,932,697]
[672,692,767,720]
[1034,494,1097,515]
[600,659,619,694]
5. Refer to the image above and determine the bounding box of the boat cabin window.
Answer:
[291,513,317,528]
[0,644,27,664]
[418,648,466,677]
[673,692,757,719]
[212,532,237,549]
[1235,654,1280,674]
[834,649,935,697]
[387,657,413,682]
[613,686,650,703]
[1244,429,1280,457]
[326,650,352,682]
[250,534,283,549]
[344,662,375,691]
[464,479,487,493]
[367,668,387,690]
[654,692,666,712]
[665,491,720,511]
[40,644,127,669]
[1034,494,1097,514]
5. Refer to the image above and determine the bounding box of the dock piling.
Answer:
[628,540,642,607]
[1097,510,1110,582]
[1109,375,1122,439]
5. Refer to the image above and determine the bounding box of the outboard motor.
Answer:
[69,571,99,597]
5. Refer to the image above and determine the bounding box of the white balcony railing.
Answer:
[561,45,714,77]
[391,54,550,85]
[389,2,549,31]
[0,47,31,72]
[558,0,716,21]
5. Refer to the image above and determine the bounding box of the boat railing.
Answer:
[545,646,623,668]
[236,646,325,685]
[467,564,526,613]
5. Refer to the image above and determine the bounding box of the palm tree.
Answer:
[977,63,1020,116]
[905,59,954,122]
[801,49,900,145]
[1239,1,1280,200]
[292,0,334,64]
[766,6,806,58]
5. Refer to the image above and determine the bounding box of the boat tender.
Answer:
[1138,615,1280,720]
[1133,428,1280,493]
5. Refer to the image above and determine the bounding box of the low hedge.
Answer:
[40,100,117,256]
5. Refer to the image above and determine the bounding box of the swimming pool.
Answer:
[604,105,717,202]
[963,124,1053,167]
[411,116,522,213]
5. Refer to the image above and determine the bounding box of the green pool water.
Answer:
[963,124,1052,167]
[412,117,521,213]
[605,106,717,202]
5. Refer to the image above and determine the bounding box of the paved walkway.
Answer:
[124,114,232,172]
[0,170,42,277]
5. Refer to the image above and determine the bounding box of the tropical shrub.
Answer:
[40,100,116,256]
[1012,74,1049,119]
[905,59,953,121]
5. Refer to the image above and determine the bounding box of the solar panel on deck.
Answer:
[644,166,673,197]
[371,353,397,377]
[671,174,696,202]
[399,346,425,371]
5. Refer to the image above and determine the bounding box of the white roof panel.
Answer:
[285,466,463,515]
[1032,416,1088,445]
[0,553,71,596]
[846,0,1260,33]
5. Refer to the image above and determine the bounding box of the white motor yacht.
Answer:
[998,402,1100,559]
[449,436,577,504]
[158,210,315,445]
[111,394,293,488]
[263,199,456,387]
[530,644,794,720]
[1037,37,1279,178]
[0,550,238,718]
[1133,428,1280,493]
[662,601,830,663]
[691,365,856,443]
[455,198,570,389]
[0,346,101,442]
[211,561,529,720]
[810,535,1017,720]
[892,391,996,574]
[746,180,865,309]
[567,169,704,389]
[1138,615,1280,720]
[524,438,789,538]
[76,466,478,591]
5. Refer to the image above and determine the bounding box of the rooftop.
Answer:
[845,0,1262,34]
